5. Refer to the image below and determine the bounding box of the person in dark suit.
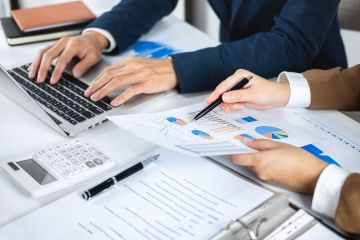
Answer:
[207,65,360,234]
[29,0,346,106]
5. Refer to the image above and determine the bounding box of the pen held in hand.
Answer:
[192,75,253,122]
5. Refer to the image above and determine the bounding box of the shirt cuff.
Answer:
[82,28,116,53]
[311,165,351,219]
[277,72,311,108]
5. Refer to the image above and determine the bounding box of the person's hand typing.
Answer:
[207,69,290,112]
[84,57,178,106]
[28,31,108,84]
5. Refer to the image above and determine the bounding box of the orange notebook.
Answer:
[11,1,96,32]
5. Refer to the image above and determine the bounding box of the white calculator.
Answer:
[1,139,116,198]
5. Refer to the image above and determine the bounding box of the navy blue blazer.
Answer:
[87,0,347,93]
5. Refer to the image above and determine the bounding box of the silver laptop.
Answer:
[0,60,171,136]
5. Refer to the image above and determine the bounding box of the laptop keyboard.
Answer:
[7,64,114,125]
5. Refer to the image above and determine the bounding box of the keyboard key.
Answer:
[9,64,114,126]
[85,161,96,168]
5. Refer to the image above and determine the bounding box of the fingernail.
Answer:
[28,72,34,79]
[37,75,43,83]
[91,94,99,101]
[111,99,119,106]
[73,69,81,78]
[84,89,90,97]
[50,76,56,84]
[222,94,231,102]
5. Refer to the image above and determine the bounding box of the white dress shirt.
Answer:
[277,71,351,220]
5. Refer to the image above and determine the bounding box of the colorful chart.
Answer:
[235,116,258,124]
[301,144,341,166]
[234,134,255,141]
[187,111,241,132]
[130,41,178,58]
[255,126,289,139]
[191,130,213,140]
[167,117,187,126]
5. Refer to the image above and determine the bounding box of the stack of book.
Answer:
[0,1,95,46]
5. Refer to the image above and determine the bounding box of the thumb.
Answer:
[244,138,282,151]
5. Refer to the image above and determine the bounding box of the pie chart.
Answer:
[255,126,289,139]
[167,117,187,125]
[191,130,213,140]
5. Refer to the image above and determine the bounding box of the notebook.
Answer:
[1,17,88,46]
[11,1,95,32]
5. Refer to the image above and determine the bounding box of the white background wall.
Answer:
[191,0,219,40]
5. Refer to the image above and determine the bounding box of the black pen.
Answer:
[192,75,253,122]
[82,154,160,200]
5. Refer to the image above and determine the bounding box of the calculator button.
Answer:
[85,161,96,168]
[93,158,103,165]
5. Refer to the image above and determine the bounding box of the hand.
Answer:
[206,69,290,111]
[84,57,178,106]
[29,31,108,84]
[230,139,328,193]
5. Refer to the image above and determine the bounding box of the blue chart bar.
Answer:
[235,116,258,124]
[301,144,341,167]
[131,41,178,58]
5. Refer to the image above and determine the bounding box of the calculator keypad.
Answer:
[33,139,110,178]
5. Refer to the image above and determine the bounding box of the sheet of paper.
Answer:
[209,108,360,232]
[297,223,343,240]
[108,103,322,156]
[0,148,273,240]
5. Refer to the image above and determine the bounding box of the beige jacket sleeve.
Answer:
[335,173,360,234]
[303,65,360,110]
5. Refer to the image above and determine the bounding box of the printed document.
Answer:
[0,148,273,240]
[108,103,321,156]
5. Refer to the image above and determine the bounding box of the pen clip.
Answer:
[227,75,253,91]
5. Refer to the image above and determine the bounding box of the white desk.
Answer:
[0,14,217,227]
[0,10,360,233]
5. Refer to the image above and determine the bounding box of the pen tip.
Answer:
[154,154,160,160]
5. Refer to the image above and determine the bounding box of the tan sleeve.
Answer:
[303,65,360,110]
[335,173,360,234]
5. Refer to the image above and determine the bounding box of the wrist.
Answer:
[166,57,178,88]
[277,82,291,107]
[83,31,109,50]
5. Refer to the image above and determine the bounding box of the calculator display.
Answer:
[17,159,56,185]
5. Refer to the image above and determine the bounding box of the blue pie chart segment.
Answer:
[255,126,289,139]
[191,130,213,140]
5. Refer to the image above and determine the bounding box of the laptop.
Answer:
[0,60,172,136]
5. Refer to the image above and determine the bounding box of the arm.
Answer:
[335,173,360,234]
[230,139,360,234]
[207,64,360,112]
[29,0,178,91]
[86,0,178,53]
[172,0,340,93]
[303,65,360,110]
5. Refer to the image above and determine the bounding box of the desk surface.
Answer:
[0,14,215,227]
[0,9,360,231]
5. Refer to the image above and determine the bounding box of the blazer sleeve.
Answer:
[303,65,360,110]
[171,0,341,93]
[335,173,360,234]
[86,0,178,53]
